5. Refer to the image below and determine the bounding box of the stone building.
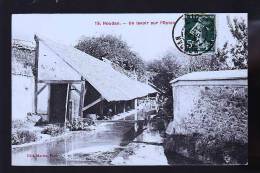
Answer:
[12,39,35,120]
[166,69,248,134]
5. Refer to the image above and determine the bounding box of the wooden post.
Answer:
[34,35,39,114]
[134,99,138,121]
[156,93,159,112]
[100,100,104,116]
[70,101,73,120]
[68,85,71,121]
[134,99,138,132]
[78,81,85,118]
[47,84,50,122]
[64,84,71,126]
[114,103,117,115]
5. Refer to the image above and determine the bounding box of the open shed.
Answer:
[34,35,157,124]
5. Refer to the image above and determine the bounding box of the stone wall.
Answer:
[12,40,35,120]
[12,74,34,120]
[171,79,247,134]
[165,70,248,164]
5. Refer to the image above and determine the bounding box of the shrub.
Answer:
[11,130,37,145]
[41,125,64,137]
[12,119,27,129]
[195,135,248,164]
[66,118,94,131]
[172,87,248,164]
[180,87,248,143]
[163,132,248,164]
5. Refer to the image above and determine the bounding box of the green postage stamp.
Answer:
[173,13,216,56]
[184,14,215,54]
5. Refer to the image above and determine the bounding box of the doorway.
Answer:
[49,83,68,124]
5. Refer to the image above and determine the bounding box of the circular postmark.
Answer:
[172,14,216,56]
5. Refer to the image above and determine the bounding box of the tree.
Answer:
[227,16,248,69]
[187,49,231,73]
[188,54,215,72]
[188,16,248,72]
[213,16,248,70]
[75,35,146,78]
[213,42,230,70]
[147,52,183,116]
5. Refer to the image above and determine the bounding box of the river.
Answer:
[12,120,147,166]
[12,114,204,166]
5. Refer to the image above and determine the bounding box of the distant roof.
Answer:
[170,69,248,84]
[37,35,157,102]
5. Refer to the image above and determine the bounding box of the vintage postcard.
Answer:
[11,13,248,166]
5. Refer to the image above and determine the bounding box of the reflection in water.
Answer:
[12,121,145,166]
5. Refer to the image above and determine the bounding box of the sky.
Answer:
[12,13,247,62]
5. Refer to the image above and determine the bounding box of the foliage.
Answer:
[214,17,248,70]
[41,125,64,137]
[12,45,34,69]
[66,118,94,131]
[75,34,146,79]
[164,133,247,164]
[146,52,183,116]
[188,44,232,72]
[188,54,215,72]
[179,87,248,143]
[227,16,248,69]
[12,130,37,145]
[195,134,248,164]
[188,16,248,72]
[12,119,38,145]
[12,119,28,129]
[12,42,35,77]
[166,87,248,164]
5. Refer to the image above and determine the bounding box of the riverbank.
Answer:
[111,127,168,165]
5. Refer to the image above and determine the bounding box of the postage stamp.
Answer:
[173,13,216,56]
